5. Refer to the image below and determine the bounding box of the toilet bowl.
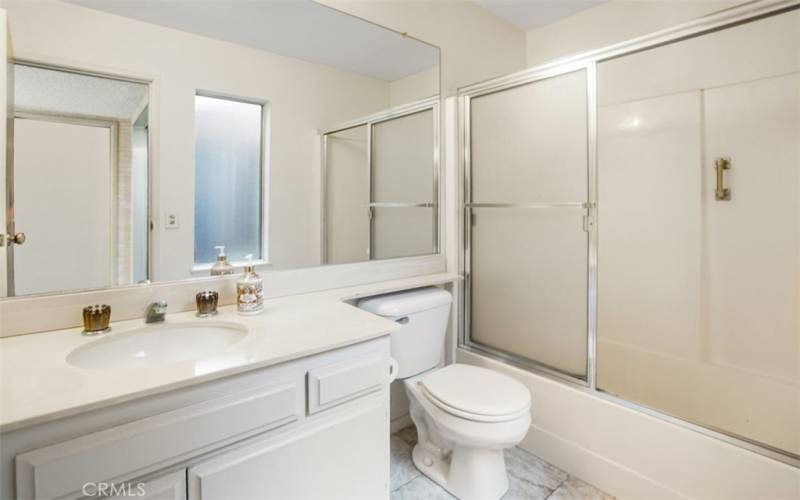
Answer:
[358,288,532,500]
[405,364,531,499]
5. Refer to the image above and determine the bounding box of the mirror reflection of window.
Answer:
[10,64,149,296]
[193,95,266,267]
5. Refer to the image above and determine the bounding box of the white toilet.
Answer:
[358,287,531,500]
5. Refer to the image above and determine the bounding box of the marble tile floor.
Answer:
[390,425,614,500]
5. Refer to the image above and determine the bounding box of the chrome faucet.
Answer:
[145,300,168,323]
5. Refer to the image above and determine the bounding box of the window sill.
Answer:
[190,259,272,277]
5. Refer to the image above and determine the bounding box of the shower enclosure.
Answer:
[321,97,439,265]
[460,1,799,465]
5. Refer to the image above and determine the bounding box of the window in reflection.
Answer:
[194,95,265,265]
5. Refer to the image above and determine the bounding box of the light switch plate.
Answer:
[165,213,179,229]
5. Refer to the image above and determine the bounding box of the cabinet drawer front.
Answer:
[187,402,389,500]
[107,470,186,500]
[16,381,302,500]
[308,353,386,413]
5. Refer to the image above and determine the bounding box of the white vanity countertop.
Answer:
[0,273,459,433]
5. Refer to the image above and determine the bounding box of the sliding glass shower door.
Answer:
[466,68,591,379]
[596,8,800,456]
[462,4,799,462]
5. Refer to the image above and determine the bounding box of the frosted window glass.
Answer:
[194,95,263,264]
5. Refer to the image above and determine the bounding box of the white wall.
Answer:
[389,66,438,107]
[5,0,392,281]
[318,0,526,95]
[525,0,749,67]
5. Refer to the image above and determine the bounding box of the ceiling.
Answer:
[475,0,607,30]
[15,64,148,121]
[68,0,439,82]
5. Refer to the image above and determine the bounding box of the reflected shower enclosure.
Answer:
[322,98,439,265]
[461,7,799,461]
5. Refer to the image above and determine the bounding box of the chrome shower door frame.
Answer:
[458,0,800,467]
[460,59,596,387]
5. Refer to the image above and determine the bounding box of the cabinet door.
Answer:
[188,401,388,499]
[107,470,186,500]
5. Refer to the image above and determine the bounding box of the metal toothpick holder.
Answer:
[82,304,111,335]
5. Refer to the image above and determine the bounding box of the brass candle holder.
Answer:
[196,291,219,317]
[82,304,111,335]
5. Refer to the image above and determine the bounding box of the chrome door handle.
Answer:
[714,157,731,201]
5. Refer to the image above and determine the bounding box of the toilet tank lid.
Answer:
[357,287,452,316]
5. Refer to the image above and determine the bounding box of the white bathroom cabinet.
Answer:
[3,337,391,500]
[108,470,187,500]
[187,401,386,499]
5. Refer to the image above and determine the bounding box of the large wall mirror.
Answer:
[1,0,441,297]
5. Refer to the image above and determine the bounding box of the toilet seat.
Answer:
[418,364,531,423]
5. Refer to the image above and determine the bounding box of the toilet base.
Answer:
[412,442,509,500]
[403,368,530,500]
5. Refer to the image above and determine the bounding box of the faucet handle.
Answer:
[145,300,168,323]
[82,304,111,335]
[196,291,219,317]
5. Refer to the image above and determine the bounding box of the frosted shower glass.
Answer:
[372,109,434,204]
[194,95,262,264]
[470,208,588,377]
[371,206,435,260]
[324,125,370,265]
[467,69,590,378]
[470,70,587,203]
[370,108,436,259]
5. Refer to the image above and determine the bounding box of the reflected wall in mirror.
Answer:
[2,0,440,297]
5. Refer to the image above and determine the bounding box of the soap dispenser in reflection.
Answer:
[210,246,234,276]
[237,254,264,315]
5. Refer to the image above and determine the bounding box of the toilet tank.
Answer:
[358,287,452,379]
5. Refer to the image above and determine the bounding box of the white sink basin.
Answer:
[66,321,249,370]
